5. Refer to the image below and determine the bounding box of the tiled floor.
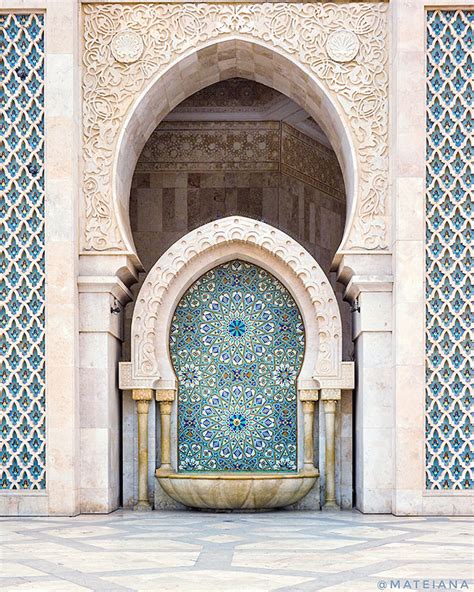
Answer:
[1,510,473,591]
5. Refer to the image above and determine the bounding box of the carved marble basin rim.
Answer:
[156,469,319,510]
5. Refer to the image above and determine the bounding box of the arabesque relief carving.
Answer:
[132,216,342,379]
[82,2,388,252]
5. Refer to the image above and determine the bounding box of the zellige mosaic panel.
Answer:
[170,260,305,472]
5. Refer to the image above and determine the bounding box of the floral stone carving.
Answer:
[111,30,144,63]
[82,2,388,253]
[326,30,360,62]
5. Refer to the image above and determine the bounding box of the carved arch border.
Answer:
[82,2,389,256]
[129,217,343,388]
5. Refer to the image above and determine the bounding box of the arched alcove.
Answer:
[120,217,353,510]
[111,38,358,258]
[129,217,343,386]
[80,2,388,515]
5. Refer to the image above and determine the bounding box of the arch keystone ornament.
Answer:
[82,2,389,255]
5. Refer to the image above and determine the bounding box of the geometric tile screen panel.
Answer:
[0,14,45,489]
[425,10,473,490]
[170,260,305,472]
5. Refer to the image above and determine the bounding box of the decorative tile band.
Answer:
[170,260,305,472]
[136,121,345,200]
[0,14,45,489]
[82,2,388,251]
[425,10,473,490]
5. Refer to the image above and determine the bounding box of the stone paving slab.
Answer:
[0,510,473,591]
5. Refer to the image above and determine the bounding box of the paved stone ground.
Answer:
[1,510,473,591]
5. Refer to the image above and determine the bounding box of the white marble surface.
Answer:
[0,510,472,591]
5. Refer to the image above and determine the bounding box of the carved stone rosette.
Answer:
[82,2,389,253]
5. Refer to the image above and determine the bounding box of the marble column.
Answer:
[300,389,319,472]
[156,390,176,473]
[321,388,341,510]
[132,388,153,511]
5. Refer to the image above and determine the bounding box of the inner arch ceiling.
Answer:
[113,39,357,261]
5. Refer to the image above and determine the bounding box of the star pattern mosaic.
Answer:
[170,260,305,472]
[0,14,45,489]
[425,10,473,490]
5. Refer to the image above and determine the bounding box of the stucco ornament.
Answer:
[111,30,144,63]
[82,2,388,252]
[326,30,360,62]
[131,217,342,380]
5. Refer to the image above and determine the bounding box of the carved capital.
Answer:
[155,389,176,402]
[323,400,338,414]
[320,388,341,401]
[159,401,173,416]
[299,389,319,402]
[132,388,153,402]
[136,399,150,415]
[302,400,315,415]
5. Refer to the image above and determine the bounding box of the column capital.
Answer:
[334,253,393,304]
[299,388,319,401]
[322,399,337,414]
[136,399,151,415]
[156,389,176,402]
[320,388,341,401]
[132,388,153,402]
[159,401,173,416]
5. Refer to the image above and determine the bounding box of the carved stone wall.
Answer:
[136,121,345,200]
[131,216,343,381]
[82,2,388,255]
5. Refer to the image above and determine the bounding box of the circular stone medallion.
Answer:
[111,30,144,63]
[326,30,360,63]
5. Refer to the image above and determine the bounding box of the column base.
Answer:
[133,501,152,512]
[322,501,340,511]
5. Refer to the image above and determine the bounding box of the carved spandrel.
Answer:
[82,2,388,253]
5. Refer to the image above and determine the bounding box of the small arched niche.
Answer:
[120,217,354,511]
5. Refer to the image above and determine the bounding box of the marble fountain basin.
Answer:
[156,469,319,510]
